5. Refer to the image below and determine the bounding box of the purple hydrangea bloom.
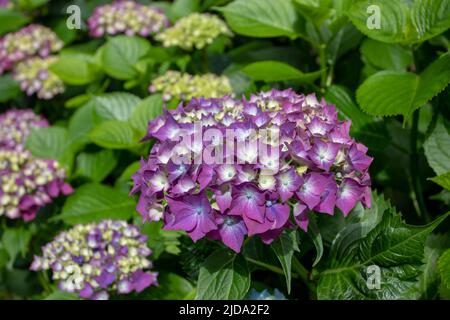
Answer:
[88,1,169,38]
[0,109,72,220]
[30,220,158,299]
[0,24,63,74]
[131,89,373,253]
[0,109,48,151]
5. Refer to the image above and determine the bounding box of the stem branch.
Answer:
[410,109,430,222]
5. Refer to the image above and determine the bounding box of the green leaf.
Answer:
[144,272,194,300]
[356,52,450,118]
[57,184,135,225]
[140,220,183,259]
[407,234,450,299]
[438,248,450,289]
[424,119,450,175]
[347,0,450,44]
[50,54,100,85]
[316,196,449,299]
[325,85,372,131]
[75,150,118,182]
[216,0,301,38]
[0,74,21,102]
[411,0,450,43]
[360,39,413,71]
[99,36,150,80]
[429,172,450,191]
[2,228,32,269]
[196,249,251,300]
[242,61,323,83]
[67,100,96,146]
[171,0,200,20]
[44,290,79,300]
[90,120,138,149]
[115,161,141,194]
[270,230,299,294]
[25,126,77,170]
[0,9,30,35]
[308,216,324,267]
[293,0,332,25]
[129,94,164,135]
[94,92,142,122]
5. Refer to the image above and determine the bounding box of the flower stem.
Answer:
[292,256,316,293]
[318,44,327,90]
[245,257,295,277]
[410,108,430,222]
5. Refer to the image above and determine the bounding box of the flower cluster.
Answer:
[149,70,233,101]
[131,89,372,253]
[156,13,231,50]
[0,109,48,151]
[31,220,158,300]
[0,149,72,220]
[0,24,63,74]
[13,56,65,99]
[0,0,11,8]
[0,109,72,221]
[88,0,169,38]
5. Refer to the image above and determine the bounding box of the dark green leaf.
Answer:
[424,119,450,175]
[99,36,150,80]
[242,61,323,83]
[75,150,118,182]
[1,228,32,269]
[196,249,250,299]
[50,54,101,85]
[216,0,301,38]
[90,120,138,149]
[0,9,30,35]
[57,184,135,225]
[0,74,21,102]
[271,230,299,293]
[356,53,450,118]
[317,195,449,299]
[129,94,164,135]
[94,92,142,122]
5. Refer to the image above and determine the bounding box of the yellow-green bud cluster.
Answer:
[31,220,157,300]
[156,13,232,50]
[149,70,233,101]
[13,56,65,99]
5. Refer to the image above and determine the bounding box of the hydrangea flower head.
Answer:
[149,70,233,101]
[156,13,232,50]
[88,0,169,38]
[0,109,72,221]
[0,109,48,151]
[13,56,65,99]
[132,89,373,253]
[0,149,72,220]
[0,24,63,74]
[0,0,11,8]
[31,220,158,300]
